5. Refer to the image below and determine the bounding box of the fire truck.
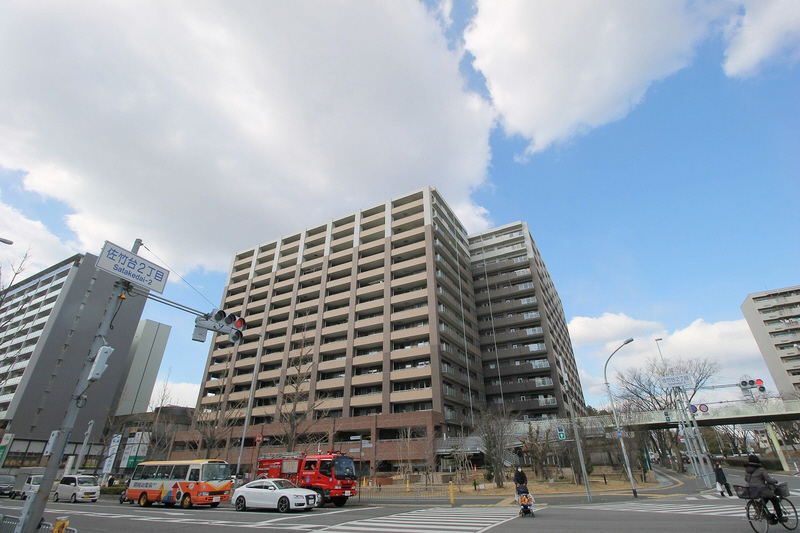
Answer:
[256,451,358,507]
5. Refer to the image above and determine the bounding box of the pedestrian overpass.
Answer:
[435,399,800,454]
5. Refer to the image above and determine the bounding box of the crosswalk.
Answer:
[565,500,747,518]
[318,507,524,533]
[686,490,800,501]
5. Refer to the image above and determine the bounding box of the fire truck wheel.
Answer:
[235,496,247,511]
[277,497,290,513]
[180,494,192,509]
[331,497,348,507]
[313,489,325,508]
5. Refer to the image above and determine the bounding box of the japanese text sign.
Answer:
[96,241,169,294]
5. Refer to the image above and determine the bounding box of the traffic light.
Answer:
[739,378,767,394]
[192,309,247,344]
[557,425,566,440]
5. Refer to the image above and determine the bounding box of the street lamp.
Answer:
[603,337,637,498]
[655,337,666,365]
[0,238,12,245]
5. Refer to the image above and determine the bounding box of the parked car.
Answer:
[0,475,14,496]
[233,478,317,513]
[12,475,42,499]
[53,475,99,503]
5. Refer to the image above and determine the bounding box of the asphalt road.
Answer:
[0,466,795,532]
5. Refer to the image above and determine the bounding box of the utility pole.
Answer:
[15,239,141,533]
[73,420,94,475]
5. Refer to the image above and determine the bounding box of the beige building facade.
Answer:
[742,286,800,396]
[171,188,583,473]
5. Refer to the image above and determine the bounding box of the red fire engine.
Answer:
[256,451,358,507]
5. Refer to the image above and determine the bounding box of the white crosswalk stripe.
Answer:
[318,507,524,533]
[565,501,747,518]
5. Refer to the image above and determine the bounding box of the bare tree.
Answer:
[475,406,516,488]
[519,423,552,480]
[193,402,245,459]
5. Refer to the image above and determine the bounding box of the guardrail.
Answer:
[0,514,78,533]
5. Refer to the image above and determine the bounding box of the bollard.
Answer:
[449,481,454,507]
[603,474,607,485]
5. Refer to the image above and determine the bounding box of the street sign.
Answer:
[348,448,360,453]
[349,435,362,441]
[362,442,373,448]
[660,374,693,388]
[689,405,698,414]
[255,434,263,444]
[699,404,708,413]
[96,241,169,294]
[612,430,628,439]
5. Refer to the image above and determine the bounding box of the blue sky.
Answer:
[1,1,798,409]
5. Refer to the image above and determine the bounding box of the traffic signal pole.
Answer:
[14,239,142,533]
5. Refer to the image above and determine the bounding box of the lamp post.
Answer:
[603,337,637,498]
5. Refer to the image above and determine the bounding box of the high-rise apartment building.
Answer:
[742,286,800,396]
[175,188,582,472]
[470,222,584,419]
[0,253,146,468]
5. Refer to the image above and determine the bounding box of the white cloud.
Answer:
[0,193,79,274]
[0,2,495,275]
[723,0,800,77]
[573,314,772,407]
[150,380,199,409]
[568,312,662,347]
[464,0,715,155]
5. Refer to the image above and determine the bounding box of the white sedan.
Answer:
[233,478,317,513]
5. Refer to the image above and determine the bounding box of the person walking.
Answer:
[713,463,732,497]
[513,467,528,502]
[745,455,786,523]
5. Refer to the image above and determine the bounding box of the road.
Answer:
[0,467,795,532]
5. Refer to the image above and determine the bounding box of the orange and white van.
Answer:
[125,459,232,508]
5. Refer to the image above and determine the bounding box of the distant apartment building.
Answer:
[742,286,800,395]
[116,319,172,417]
[173,187,583,472]
[0,253,147,469]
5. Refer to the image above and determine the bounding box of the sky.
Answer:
[0,0,798,411]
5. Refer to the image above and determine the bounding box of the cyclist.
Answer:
[745,454,786,523]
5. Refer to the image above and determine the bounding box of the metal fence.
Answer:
[358,484,452,503]
[0,514,78,533]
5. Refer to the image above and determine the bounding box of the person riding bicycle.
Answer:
[745,454,786,523]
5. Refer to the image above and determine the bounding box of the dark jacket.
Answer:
[513,469,528,486]
[714,466,727,484]
[745,461,777,496]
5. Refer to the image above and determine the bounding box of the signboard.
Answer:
[612,430,628,438]
[362,442,373,448]
[255,434,263,444]
[689,405,698,414]
[660,374,693,388]
[102,434,122,474]
[0,433,13,468]
[699,404,709,413]
[96,241,169,294]
[348,448,361,453]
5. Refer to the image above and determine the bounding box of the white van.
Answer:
[12,475,42,499]
[53,475,99,503]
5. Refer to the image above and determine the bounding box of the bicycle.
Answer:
[735,483,799,533]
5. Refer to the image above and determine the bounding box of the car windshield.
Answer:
[333,456,356,480]
[0,475,14,484]
[201,463,231,482]
[31,476,42,485]
[77,477,97,486]
[273,479,297,490]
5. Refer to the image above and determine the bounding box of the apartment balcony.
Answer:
[353,334,383,349]
[354,315,383,329]
[356,282,384,299]
[359,225,385,242]
[391,197,424,216]
[231,373,254,385]
[389,345,430,360]
[350,393,383,407]
[318,358,346,372]
[233,254,254,269]
[204,378,225,390]
[390,288,428,306]
[321,322,348,336]
[317,377,345,390]
[208,361,230,374]
[355,299,383,314]
[357,265,386,282]
[351,372,383,386]
[361,210,386,226]
[252,405,277,417]
[390,388,433,403]
[258,369,282,380]
[391,271,427,289]
[295,298,320,315]
[200,395,221,406]
[254,387,279,398]
[484,380,553,396]
[234,356,258,369]
[352,352,383,366]
[390,325,430,341]
[228,391,250,402]
[391,305,429,323]
[317,398,345,410]
[390,366,431,381]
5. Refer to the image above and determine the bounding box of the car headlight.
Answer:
[293,494,305,499]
